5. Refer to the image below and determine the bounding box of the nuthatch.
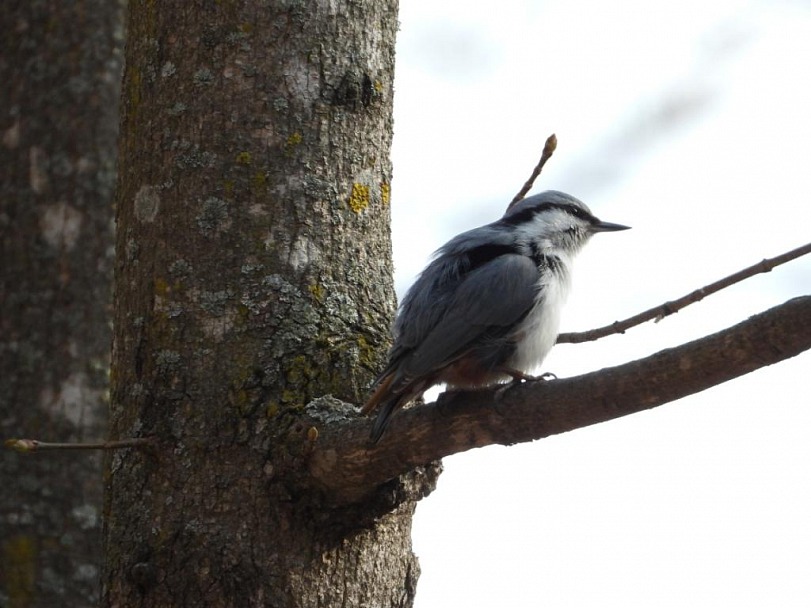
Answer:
[362,190,630,442]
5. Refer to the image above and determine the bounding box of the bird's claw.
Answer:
[494,370,557,401]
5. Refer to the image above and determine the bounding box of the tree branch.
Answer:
[558,241,811,343]
[507,134,558,209]
[4,437,154,453]
[308,296,811,505]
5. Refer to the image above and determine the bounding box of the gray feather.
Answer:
[401,254,540,379]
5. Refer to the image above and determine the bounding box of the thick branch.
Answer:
[558,241,811,343]
[309,296,811,505]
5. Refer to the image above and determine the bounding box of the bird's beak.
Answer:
[592,220,631,232]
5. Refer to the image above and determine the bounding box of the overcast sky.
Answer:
[389,1,811,606]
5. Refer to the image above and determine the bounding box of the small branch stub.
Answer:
[4,437,154,453]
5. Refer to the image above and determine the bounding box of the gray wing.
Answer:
[391,224,515,351]
[401,253,539,379]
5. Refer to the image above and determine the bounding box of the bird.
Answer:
[362,190,630,442]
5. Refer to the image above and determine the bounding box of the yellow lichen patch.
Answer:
[154,277,170,296]
[374,80,384,93]
[232,388,250,412]
[235,151,252,165]
[266,401,279,417]
[280,388,300,404]
[285,355,311,385]
[349,183,370,213]
[285,132,302,153]
[3,535,35,605]
[253,171,267,189]
[308,283,325,302]
[356,334,377,367]
[235,304,251,326]
[380,181,391,206]
[127,67,142,111]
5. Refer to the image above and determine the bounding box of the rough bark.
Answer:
[309,296,811,504]
[0,1,123,606]
[105,1,438,606]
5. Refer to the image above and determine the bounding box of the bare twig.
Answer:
[5,437,154,453]
[507,133,558,210]
[558,241,811,344]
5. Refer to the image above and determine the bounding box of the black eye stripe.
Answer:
[502,202,595,226]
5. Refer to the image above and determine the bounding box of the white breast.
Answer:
[508,265,571,374]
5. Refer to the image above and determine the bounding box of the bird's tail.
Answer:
[362,373,408,443]
[361,372,395,416]
[369,394,405,443]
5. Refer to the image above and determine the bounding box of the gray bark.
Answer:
[0,1,124,606]
[105,1,438,606]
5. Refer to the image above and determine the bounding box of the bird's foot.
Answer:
[494,369,557,401]
[505,369,557,382]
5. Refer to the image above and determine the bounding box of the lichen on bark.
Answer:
[105,1,437,606]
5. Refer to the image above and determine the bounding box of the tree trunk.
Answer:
[0,2,123,606]
[104,1,438,605]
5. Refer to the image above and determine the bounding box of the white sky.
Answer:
[390,1,811,606]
